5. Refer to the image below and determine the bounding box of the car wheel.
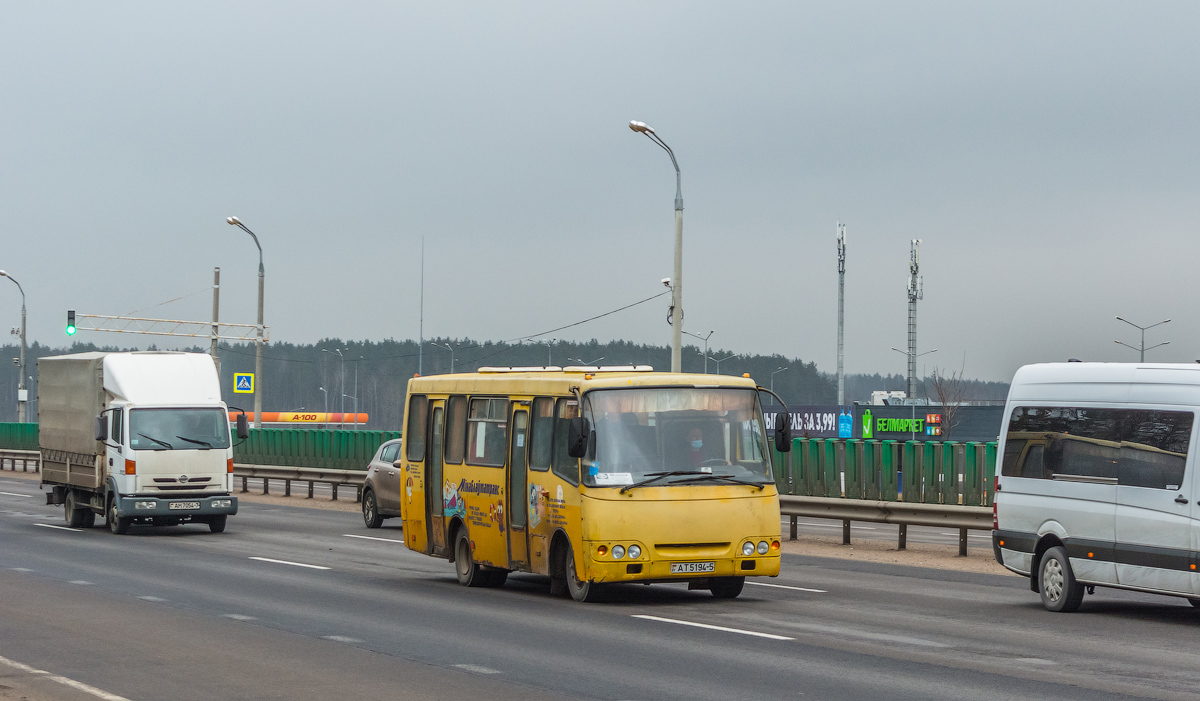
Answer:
[709,576,745,599]
[362,490,384,528]
[64,491,86,528]
[208,515,227,533]
[565,543,604,603]
[1188,598,1200,608]
[454,529,487,587]
[1039,546,1084,612]
[108,498,130,535]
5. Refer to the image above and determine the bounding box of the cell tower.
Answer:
[836,223,846,405]
[906,239,923,399]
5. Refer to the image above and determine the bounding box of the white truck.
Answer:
[40,351,247,534]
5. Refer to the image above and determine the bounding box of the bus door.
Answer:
[425,401,446,555]
[403,395,429,553]
[507,406,530,569]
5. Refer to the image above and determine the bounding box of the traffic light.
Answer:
[66,310,76,336]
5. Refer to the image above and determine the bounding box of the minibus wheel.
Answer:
[709,577,745,599]
[1039,546,1084,612]
[454,529,488,587]
[565,544,605,603]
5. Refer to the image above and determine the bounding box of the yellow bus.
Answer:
[396,365,791,602]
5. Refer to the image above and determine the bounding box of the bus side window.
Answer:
[445,396,467,464]
[467,398,508,467]
[406,395,428,462]
[551,398,580,485]
[529,398,554,471]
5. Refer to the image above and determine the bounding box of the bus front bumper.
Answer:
[587,553,781,583]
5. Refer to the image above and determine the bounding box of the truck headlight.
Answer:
[134,501,156,510]
[742,542,755,556]
[212,499,232,508]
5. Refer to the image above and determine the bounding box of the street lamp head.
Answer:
[0,271,7,277]
[661,278,671,287]
[226,216,241,226]
[629,120,655,134]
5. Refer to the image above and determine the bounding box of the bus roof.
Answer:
[408,369,760,395]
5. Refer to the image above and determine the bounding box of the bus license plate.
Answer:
[169,502,200,510]
[671,561,715,574]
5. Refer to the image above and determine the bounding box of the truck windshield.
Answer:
[581,387,773,487]
[129,408,231,451]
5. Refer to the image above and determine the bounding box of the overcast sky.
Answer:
[2,2,1199,382]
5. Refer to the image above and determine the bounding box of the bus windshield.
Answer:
[582,387,773,487]
[130,408,231,451]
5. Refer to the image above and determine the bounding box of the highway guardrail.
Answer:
[0,448,39,473]
[779,494,991,556]
[233,464,366,503]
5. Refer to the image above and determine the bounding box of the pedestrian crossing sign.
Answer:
[234,373,254,394]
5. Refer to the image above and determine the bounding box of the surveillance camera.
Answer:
[661,278,671,287]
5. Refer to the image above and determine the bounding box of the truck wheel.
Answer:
[362,490,384,528]
[208,515,227,533]
[80,509,96,529]
[64,491,86,528]
[1039,546,1084,612]
[108,499,130,535]
[709,577,745,599]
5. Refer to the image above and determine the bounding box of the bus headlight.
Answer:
[627,544,641,559]
[612,545,625,559]
[757,540,769,555]
[742,542,755,556]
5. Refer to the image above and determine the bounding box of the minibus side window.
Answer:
[405,395,428,462]
[528,397,554,472]
[466,398,508,467]
[445,396,467,464]
[550,398,580,485]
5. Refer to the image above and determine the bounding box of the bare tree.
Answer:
[930,366,970,441]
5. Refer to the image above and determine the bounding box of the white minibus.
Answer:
[994,362,1200,612]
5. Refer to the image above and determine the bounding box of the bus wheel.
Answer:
[1039,546,1084,613]
[709,577,745,599]
[486,569,509,588]
[565,544,604,603]
[454,530,488,587]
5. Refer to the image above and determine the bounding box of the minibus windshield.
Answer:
[581,387,772,487]
[130,408,231,451]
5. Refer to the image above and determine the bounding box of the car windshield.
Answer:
[130,408,231,451]
[581,387,773,487]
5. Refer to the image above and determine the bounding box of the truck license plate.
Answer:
[670,561,715,574]
[169,501,200,510]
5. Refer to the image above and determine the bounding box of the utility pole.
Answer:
[906,239,923,400]
[1,271,27,423]
[837,223,846,405]
[210,267,221,374]
[419,237,424,376]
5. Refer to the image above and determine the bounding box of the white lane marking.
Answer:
[0,653,132,701]
[0,491,32,498]
[322,635,363,643]
[34,523,80,532]
[224,614,257,621]
[9,567,33,572]
[746,581,827,593]
[69,580,92,586]
[779,621,949,648]
[248,556,330,570]
[342,533,405,543]
[137,596,167,602]
[454,664,502,674]
[632,615,794,641]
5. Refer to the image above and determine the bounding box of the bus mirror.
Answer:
[567,417,591,458]
[236,414,249,440]
[774,412,792,452]
[95,417,108,442]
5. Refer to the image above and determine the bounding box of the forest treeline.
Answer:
[0,339,1009,428]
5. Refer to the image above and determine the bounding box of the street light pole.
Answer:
[323,348,346,429]
[709,353,737,376]
[683,330,714,374]
[0,271,26,423]
[568,356,605,367]
[630,120,683,373]
[1115,316,1171,362]
[432,342,457,373]
[770,366,789,393]
[227,217,265,428]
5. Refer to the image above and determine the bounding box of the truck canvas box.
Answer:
[39,351,247,534]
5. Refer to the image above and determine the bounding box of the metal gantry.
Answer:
[72,314,269,342]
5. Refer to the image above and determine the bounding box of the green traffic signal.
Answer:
[66,310,76,335]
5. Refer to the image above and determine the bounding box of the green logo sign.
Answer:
[876,417,924,434]
[862,409,873,439]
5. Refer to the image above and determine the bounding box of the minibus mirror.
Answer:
[567,417,591,458]
[236,414,250,440]
[774,412,792,452]
[95,417,108,442]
